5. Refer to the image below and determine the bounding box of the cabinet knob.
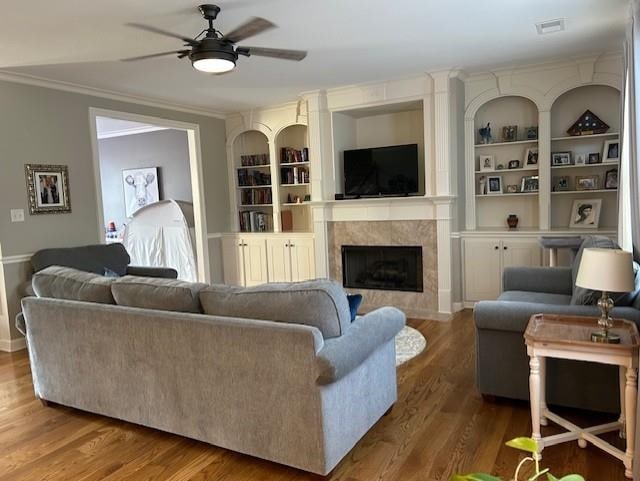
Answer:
[504,246,508,250]
[289,244,295,247]
[238,243,243,247]
[494,246,499,250]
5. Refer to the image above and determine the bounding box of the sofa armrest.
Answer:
[316,307,406,384]
[126,265,178,279]
[503,267,572,295]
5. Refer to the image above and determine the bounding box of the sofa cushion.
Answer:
[199,279,351,339]
[32,265,116,304]
[31,243,130,276]
[571,236,620,305]
[112,276,206,313]
[498,290,572,306]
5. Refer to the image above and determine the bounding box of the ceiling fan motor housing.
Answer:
[190,38,237,63]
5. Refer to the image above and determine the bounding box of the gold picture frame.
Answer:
[25,164,71,214]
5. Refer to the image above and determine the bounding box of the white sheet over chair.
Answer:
[123,200,197,281]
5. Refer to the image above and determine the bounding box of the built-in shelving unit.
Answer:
[549,85,620,230]
[473,95,540,229]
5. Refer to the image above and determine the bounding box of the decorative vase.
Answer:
[507,214,519,229]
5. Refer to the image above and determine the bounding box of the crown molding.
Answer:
[0,70,226,119]
[97,125,169,140]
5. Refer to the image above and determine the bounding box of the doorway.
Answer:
[89,108,210,283]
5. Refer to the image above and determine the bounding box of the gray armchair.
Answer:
[474,237,640,413]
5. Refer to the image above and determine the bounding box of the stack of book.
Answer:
[240,154,269,166]
[237,170,271,187]
[240,188,272,205]
[280,147,309,163]
[280,166,310,185]
[239,211,272,232]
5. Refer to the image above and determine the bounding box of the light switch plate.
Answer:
[10,209,25,222]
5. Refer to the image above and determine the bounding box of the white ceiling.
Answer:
[0,0,629,114]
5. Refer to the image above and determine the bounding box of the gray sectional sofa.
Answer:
[474,236,640,413]
[18,266,405,475]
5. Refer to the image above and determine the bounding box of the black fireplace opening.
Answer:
[342,245,423,292]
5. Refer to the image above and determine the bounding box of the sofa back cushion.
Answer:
[32,266,116,304]
[31,243,130,276]
[111,276,206,313]
[571,236,620,305]
[199,279,351,339]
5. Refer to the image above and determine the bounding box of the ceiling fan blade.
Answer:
[126,23,199,46]
[223,17,275,43]
[237,46,307,61]
[121,50,190,62]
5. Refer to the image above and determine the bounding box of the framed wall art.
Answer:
[25,164,71,215]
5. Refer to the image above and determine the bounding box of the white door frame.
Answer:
[88,107,211,283]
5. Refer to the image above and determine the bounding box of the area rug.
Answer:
[395,326,427,366]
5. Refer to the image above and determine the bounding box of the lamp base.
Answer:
[591,330,621,344]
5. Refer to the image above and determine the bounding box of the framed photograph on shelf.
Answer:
[525,126,538,139]
[605,169,618,189]
[575,175,600,191]
[587,152,601,164]
[525,148,538,166]
[520,175,539,193]
[575,154,587,166]
[551,152,572,166]
[487,176,503,194]
[25,164,71,215]
[506,184,518,193]
[508,160,520,169]
[502,125,518,142]
[479,155,495,172]
[602,139,620,163]
[552,176,571,192]
[569,199,602,228]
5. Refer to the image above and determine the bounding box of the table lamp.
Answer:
[575,248,635,343]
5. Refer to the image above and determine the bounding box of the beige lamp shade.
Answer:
[575,248,635,293]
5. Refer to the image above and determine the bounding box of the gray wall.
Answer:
[0,79,229,342]
[98,129,193,229]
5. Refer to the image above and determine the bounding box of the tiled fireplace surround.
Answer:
[327,220,438,318]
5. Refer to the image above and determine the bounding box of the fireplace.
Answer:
[341,245,423,292]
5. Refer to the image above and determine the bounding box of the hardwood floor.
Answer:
[0,310,627,480]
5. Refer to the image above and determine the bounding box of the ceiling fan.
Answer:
[123,4,307,74]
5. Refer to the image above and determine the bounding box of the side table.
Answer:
[524,313,640,478]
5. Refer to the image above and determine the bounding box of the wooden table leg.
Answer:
[530,356,542,446]
[624,367,637,479]
[620,366,626,439]
[540,357,548,426]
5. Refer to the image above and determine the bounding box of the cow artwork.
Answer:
[122,167,160,217]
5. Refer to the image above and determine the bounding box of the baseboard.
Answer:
[452,302,465,312]
[0,337,26,352]
[463,301,476,309]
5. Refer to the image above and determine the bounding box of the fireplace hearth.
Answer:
[342,245,423,292]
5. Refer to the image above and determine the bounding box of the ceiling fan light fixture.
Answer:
[192,57,235,73]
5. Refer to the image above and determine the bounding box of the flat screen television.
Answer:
[343,144,419,196]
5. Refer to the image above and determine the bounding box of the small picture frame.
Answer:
[25,164,71,215]
[605,168,618,189]
[551,152,572,166]
[552,176,571,192]
[569,199,602,228]
[575,154,587,166]
[521,175,539,193]
[602,139,620,163]
[575,175,600,191]
[508,160,520,169]
[503,125,518,142]
[525,148,538,165]
[525,126,538,139]
[587,152,601,164]
[479,155,495,172]
[506,184,518,193]
[487,176,503,194]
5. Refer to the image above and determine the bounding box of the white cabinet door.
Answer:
[289,237,315,282]
[221,237,244,286]
[266,238,291,282]
[502,239,542,270]
[463,238,502,302]
[242,237,269,286]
